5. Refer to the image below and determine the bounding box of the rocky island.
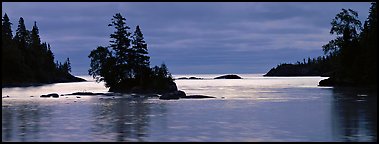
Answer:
[87,13,217,100]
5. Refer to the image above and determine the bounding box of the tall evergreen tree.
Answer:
[2,13,13,42]
[66,57,71,73]
[322,8,362,79]
[2,13,17,83]
[107,13,133,81]
[131,25,150,81]
[14,17,29,50]
[89,13,175,93]
[358,2,377,85]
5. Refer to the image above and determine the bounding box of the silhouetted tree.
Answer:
[357,2,377,85]
[88,13,175,93]
[2,13,12,42]
[109,13,132,80]
[2,14,81,86]
[131,25,150,84]
[14,17,28,48]
[322,8,362,79]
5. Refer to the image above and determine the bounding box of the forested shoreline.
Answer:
[2,14,85,87]
[265,3,377,87]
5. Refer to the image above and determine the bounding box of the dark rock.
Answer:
[318,78,335,86]
[189,77,203,80]
[177,77,203,80]
[159,90,186,100]
[318,77,357,87]
[181,95,216,99]
[40,94,51,98]
[167,81,178,92]
[40,93,59,98]
[69,92,98,95]
[146,94,160,98]
[214,74,242,79]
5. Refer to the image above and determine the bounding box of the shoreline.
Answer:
[2,76,86,88]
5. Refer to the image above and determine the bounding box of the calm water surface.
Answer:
[2,74,377,142]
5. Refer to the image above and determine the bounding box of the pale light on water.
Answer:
[2,74,377,142]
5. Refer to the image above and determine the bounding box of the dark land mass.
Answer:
[87,13,184,98]
[2,13,86,88]
[214,74,242,79]
[264,62,332,77]
[38,91,216,100]
[177,77,204,80]
[2,74,85,88]
[265,3,377,88]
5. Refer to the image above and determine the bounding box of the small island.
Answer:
[87,13,191,100]
[177,77,203,80]
[214,74,242,79]
[2,14,85,88]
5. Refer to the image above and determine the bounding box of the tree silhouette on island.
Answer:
[88,13,180,96]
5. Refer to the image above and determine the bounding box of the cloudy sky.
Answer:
[2,2,372,75]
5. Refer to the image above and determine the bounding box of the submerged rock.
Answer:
[214,74,242,79]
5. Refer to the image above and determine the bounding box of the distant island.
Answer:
[264,56,333,77]
[177,77,203,80]
[265,3,377,88]
[2,13,85,88]
[214,74,242,79]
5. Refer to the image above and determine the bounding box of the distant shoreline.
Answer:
[2,76,86,88]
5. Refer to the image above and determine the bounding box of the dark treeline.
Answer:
[266,3,377,87]
[2,13,85,87]
[264,55,333,76]
[88,13,176,94]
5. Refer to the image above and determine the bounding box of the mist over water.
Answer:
[2,74,377,142]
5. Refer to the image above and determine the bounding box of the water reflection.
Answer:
[90,98,152,142]
[2,75,377,142]
[2,103,50,142]
[331,87,377,142]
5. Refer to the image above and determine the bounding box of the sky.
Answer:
[2,2,372,75]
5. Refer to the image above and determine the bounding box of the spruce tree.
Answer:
[2,13,13,42]
[131,25,150,82]
[108,13,132,80]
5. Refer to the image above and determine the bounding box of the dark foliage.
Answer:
[266,3,377,87]
[2,14,84,87]
[88,13,175,94]
[265,55,334,77]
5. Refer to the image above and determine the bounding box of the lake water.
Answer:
[2,74,377,142]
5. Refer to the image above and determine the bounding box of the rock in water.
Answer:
[40,93,59,98]
[181,95,216,99]
[159,90,186,100]
[214,74,242,79]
